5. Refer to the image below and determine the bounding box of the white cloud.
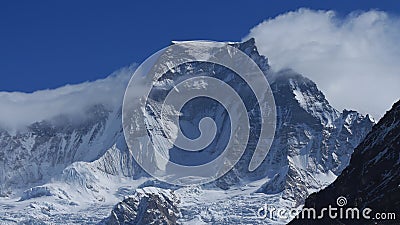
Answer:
[245,8,400,119]
[0,65,135,131]
[2,10,399,131]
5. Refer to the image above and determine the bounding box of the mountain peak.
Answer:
[272,69,340,127]
[0,39,375,224]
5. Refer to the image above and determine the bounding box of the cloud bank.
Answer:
[2,9,398,130]
[246,8,400,119]
[0,65,135,131]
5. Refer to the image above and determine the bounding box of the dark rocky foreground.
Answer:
[289,100,400,225]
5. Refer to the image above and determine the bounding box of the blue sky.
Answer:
[1,0,399,92]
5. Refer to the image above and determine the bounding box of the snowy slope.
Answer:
[0,39,373,224]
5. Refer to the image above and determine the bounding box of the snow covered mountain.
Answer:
[289,100,400,225]
[0,39,373,224]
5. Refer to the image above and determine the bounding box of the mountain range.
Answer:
[0,39,375,224]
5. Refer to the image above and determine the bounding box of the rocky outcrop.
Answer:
[100,187,180,225]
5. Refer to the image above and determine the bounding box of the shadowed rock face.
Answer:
[100,187,180,225]
[289,100,400,225]
[143,39,374,206]
[252,70,374,205]
[213,68,374,206]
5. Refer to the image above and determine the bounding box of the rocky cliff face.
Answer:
[100,187,180,225]
[0,104,119,193]
[289,100,400,225]
[256,70,374,204]
[0,39,374,224]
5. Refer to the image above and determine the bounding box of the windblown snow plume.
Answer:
[246,8,400,119]
[0,65,136,130]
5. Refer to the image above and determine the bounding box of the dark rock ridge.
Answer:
[289,100,400,224]
[100,187,180,225]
